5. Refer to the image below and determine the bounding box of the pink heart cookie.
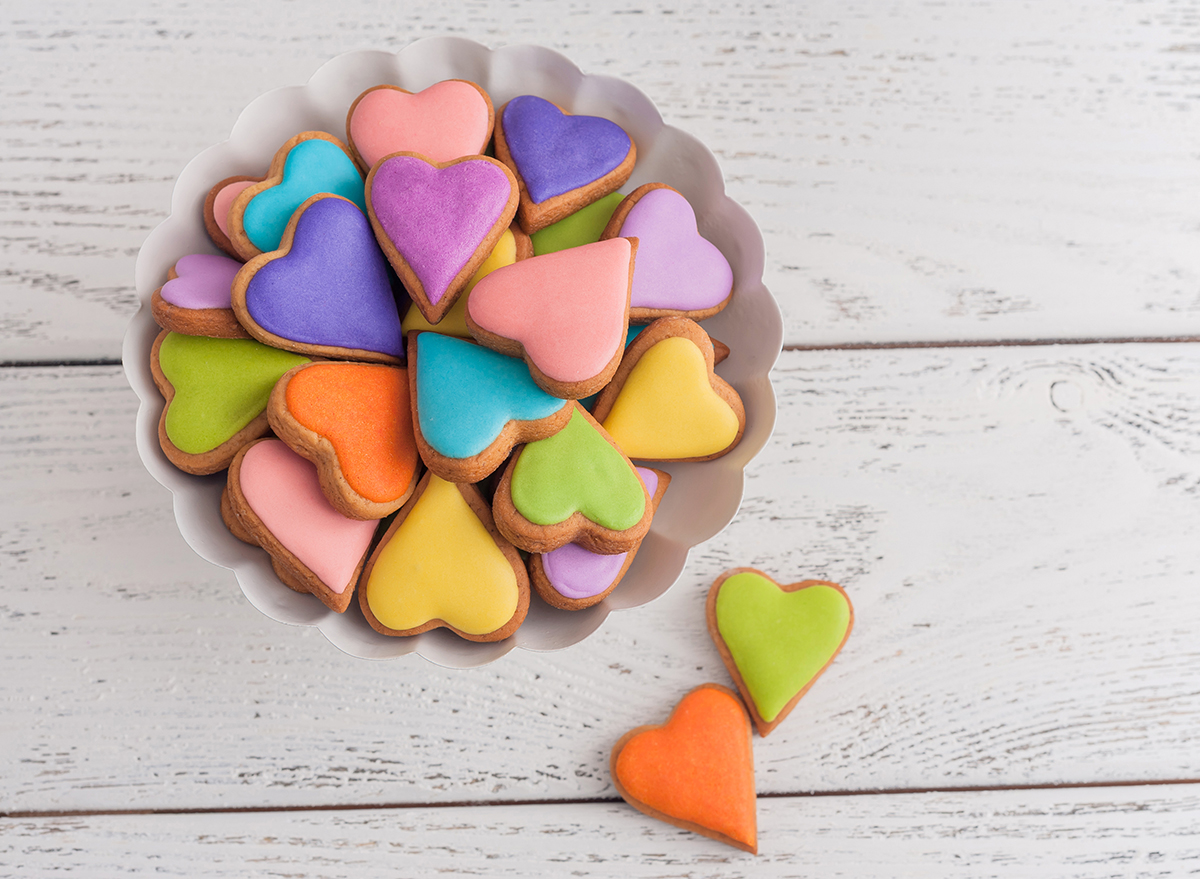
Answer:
[466,238,636,400]
[346,80,494,170]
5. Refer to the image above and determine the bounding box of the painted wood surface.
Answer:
[2,0,1198,361]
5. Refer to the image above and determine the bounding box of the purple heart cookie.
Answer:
[367,153,518,325]
[231,194,404,363]
[151,253,250,339]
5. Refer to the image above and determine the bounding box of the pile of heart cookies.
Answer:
[148,78,747,640]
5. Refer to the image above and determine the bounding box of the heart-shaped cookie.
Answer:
[493,404,651,554]
[602,183,733,322]
[530,191,624,256]
[268,362,420,520]
[367,153,518,324]
[151,253,249,340]
[466,237,636,399]
[204,174,261,258]
[611,683,757,854]
[592,317,745,461]
[408,332,571,483]
[495,95,636,233]
[227,131,366,260]
[359,473,530,642]
[232,194,404,363]
[150,330,309,475]
[346,80,494,170]
[222,438,378,613]
[707,568,854,736]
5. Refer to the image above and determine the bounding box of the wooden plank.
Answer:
[5,344,1200,811]
[4,783,1200,877]
[2,1,1198,360]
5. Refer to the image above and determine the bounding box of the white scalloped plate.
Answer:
[124,38,782,668]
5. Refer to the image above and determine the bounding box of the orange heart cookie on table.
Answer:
[359,472,529,642]
[591,317,745,462]
[151,253,251,340]
[466,237,637,400]
[611,683,757,854]
[204,174,262,259]
[222,438,379,613]
[707,568,854,737]
[267,361,420,520]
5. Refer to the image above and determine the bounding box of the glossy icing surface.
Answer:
[501,95,632,203]
[350,81,491,168]
[239,439,377,592]
[531,191,623,255]
[510,408,645,529]
[401,228,518,338]
[158,333,308,454]
[161,254,241,310]
[244,197,403,357]
[365,475,520,635]
[415,333,567,459]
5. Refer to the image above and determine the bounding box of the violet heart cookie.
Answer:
[366,153,518,325]
[204,174,262,259]
[346,80,494,171]
[602,183,733,322]
[231,194,405,364]
[465,237,637,400]
[707,567,854,737]
[222,438,379,613]
[151,253,250,340]
[529,467,670,610]
[494,95,637,234]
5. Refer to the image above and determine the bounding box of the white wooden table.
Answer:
[4,2,1200,875]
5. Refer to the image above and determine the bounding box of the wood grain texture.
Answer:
[4,783,1200,877]
[2,1,1198,360]
[4,346,1200,812]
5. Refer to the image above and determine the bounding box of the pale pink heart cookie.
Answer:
[346,80,494,171]
[465,237,637,399]
[221,438,378,613]
[602,183,733,323]
[204,174,261,259]
[150,253,250,339]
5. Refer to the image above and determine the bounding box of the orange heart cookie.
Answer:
[268,361,421,520]
[611,683,757,854]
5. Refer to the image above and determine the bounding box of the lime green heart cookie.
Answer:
[708,568,853,736]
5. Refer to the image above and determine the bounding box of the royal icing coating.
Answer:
[243,139,366,253]
[365,475,520,635]
[715,572,853,723]
[467,238,631,383]
[618,188,733,312]
[370,155,515,306]
[401,228,518,338]
[501,95,632,204]
[161,254,241,310]
[243,196,403,358]
[415,333,567,459]
[510,408,645,529]
[158,333,308,454]
[600,336,740,459]
[531,191,623,255]
[213,180,255,238]
[239,440,377,593]
[350,81,491,168]
[284,363,417,504]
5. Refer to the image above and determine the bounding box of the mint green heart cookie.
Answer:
[710,569,853,735]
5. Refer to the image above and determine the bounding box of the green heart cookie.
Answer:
[510,407,645,530]
[711,569,853,734]
[530,191,623,256]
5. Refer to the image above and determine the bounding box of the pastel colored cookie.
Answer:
[466,237,636,400]
[611,683,757,854]
[602,183,733,322]
[231,194,405,363]
[530,191,623,256]
[401,224,532,339]
[268,361,421,520]
[367,153,519,324]
[493,403,652,555]
[494,95,636,234]
[529,467,669,610]
[346,80,494,170]
[204,174,261,258]
[707,568,854,737]
[359,472,530,642]
[407,332,572,484]
[227,131,366,260]
[222,438,378,613]
[151,253,250,339]
[150,330,309,475]
[591,317,745,462]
